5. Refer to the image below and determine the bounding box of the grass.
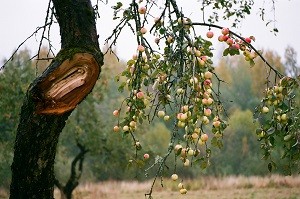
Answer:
[1,175,300,199]
[58,175,300,199]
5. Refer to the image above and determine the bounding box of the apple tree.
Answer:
[1,0,299,198]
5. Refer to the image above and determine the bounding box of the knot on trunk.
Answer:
[35,53,99,115]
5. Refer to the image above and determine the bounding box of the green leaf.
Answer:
[249,59,255,67]
[223,48,229,56]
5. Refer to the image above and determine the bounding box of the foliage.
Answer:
[0,49,35,188]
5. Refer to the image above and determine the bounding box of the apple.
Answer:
[123,125,129,132]
[143,153,150,159]
[179,113,188,121]
[136,91,144,99]
[213,120,221,128]
[195,50,201,57]
[176,88,184,95]
[182,105,189,112]
[207,98,213,105]
[281,114,287,121]
[201,133,208,142]
[171,174,178,181]
[113,125,120,132]
[221,35,229,41]
[183,159,190,167]
[198,57,205,66]
[202,116,209,124]
[206,31,214,38]
[192,133,199,140]
[164,115,170,121]
[113,109,119,116]
[221,27,229,35]
[138,6,146,14]
[204,108,212,116]
[180,188,187,194]
[137,45,145,52]
[204,71,213,79]
[174,144,183,151]
[190,77,198,84]
[232,43,240,50]
[244,37,251,43]
[226,38,233,45]
[157,110,165,118]
[129,121,136,128]
[178,182,184,189]
[140,27,147,34]
[187,149,194,156]
[262,106,269,113]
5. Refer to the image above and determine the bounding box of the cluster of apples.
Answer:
[206,27,258,62]
[170,173,187,194]
[261,80,289,123]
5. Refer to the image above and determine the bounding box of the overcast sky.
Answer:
[0,0,300,65]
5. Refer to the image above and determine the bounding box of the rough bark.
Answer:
[9,0,103,198]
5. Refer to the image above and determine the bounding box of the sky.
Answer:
[0,0,300,65]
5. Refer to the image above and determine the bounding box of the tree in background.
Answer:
[0,0,299,198]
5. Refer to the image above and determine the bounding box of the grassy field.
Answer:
[2,175,300,199]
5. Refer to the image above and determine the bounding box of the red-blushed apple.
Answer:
[206,31,214,38]
[226,38,233,45]
[113,110,119,116]
[201,133,208,142]
[207,97,213,105]
[137,45,145,52]
[171,174,178,181]
[138,6,146,14]
[204,108,212,116]
[143,153,150,159]
[192,132,199,140]
[244,37,251,43]
[213,120,221,128]
[204,71,213,79]
[218,35,224,42]
[136,91,144,99]
[113,125,120,132]
[221,35,229,42]
[221,27,229,35]
[140,27,147,34]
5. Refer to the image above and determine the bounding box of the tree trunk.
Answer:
[9,0,103,198]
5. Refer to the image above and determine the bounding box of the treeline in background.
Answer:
[0,46,299,190]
